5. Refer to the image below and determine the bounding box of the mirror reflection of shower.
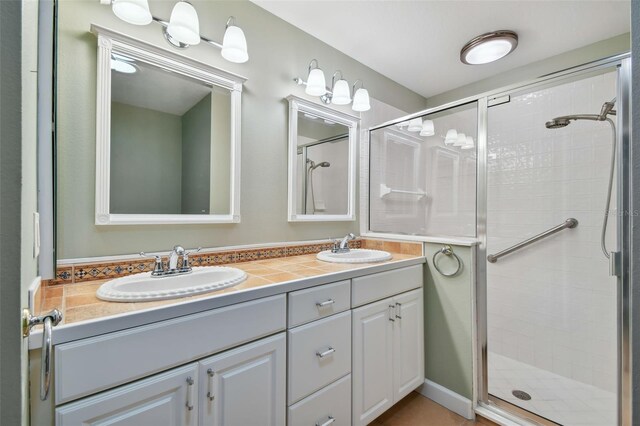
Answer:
[305,158,331,214]
[545,98,617,258]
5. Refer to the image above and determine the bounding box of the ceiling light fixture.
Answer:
[460,30,518,65]
[103,0,249,64]
[294,59,370,112]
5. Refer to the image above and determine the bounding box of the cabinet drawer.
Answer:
[55,294,286,404]
[288,280,350,328]
[288,311,351,404]
[56,363,198,426]
[288,374,351,426]
[352,265,423,307]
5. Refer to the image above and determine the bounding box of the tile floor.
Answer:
[372,392,496,426]
[488,352,616,426]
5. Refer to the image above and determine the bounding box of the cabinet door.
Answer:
[55,364,197,426]
[392,288,425,402]
[352,297,394,426]
[199,333,286,426]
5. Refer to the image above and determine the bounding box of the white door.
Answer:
[392,288,424,401]
[352,297,394,426]
[199,333,286,426]
[55,364,198,426]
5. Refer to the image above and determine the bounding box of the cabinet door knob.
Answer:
[316,346,336,358]
[185,377,195,411]
[316,415,335,426]
[316,299,335,308]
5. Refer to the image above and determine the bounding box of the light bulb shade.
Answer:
[444,129,458,145]
[454,133,467,146]
[305,68,327,96]
[420,120,435,136]
[461,30,518,65]
[407,118,423,132]
[112,0,152,25]
[352,88,371,111]
[331,79,351,105]
[221,25,249,63]
[461,136,475,149]
[167,1,201,46]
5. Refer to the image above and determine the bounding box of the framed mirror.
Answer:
[287,95,358,222]
[92,25,245,225]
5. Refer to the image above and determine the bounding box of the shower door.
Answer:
[483,69,620,425]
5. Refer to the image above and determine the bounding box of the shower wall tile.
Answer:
[486,72,617,393]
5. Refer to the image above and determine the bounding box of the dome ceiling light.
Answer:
[460,30,518,65]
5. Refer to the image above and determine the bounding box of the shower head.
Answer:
[545,118,571,129]
[311,161,331,170]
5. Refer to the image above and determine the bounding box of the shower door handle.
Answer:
[609,251,622,277]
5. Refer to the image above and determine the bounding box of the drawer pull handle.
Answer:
[388,305,395,322]
[206,368,215,401]
[186,377,195,411]
[395,302,402,319]
[316,299,335,308]
[316,415,335,426]
[316,347,335,358]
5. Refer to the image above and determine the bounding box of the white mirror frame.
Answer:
[286,95,359,222]
[92,24,246,225]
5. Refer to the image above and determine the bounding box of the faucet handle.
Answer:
[331,239,341,253]
[141,252,164,276]
[181,247,201,272]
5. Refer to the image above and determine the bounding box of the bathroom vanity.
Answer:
[30,253,424,426]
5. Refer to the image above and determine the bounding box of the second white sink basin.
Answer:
[96,266,247,302]
[316,249,392,264]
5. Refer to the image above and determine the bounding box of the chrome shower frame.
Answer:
[363,52,632,426]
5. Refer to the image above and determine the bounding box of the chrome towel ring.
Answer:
[432,245,463,277]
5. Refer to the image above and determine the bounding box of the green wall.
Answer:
[110,102,183,214]
[424,243,474,399]
[181,94,212,215]
[56,0,427,259]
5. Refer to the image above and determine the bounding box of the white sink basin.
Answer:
[316,249,392,264]
[96,266,247,302]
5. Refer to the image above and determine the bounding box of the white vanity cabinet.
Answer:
[56,363,199,426]
[351,266,424,426]
[198,334,286,426]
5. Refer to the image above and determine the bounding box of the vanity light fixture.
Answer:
[420,120,435,136]
[461,136,475,149]
[111,53,138,73]
[104,0,249,63]
[294,59,371,112]
[454,133,467,147]
[407,118,423,132]
[460,30,518,65]
[444,129,458,145]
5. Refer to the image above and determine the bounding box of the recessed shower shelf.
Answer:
[379,183,427,199]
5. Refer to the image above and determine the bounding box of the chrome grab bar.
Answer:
[487,218,578,263]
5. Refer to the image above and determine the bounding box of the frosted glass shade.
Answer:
[352,88,371,112]
[461,136,475,149]
[112,0,152,25]
[420,120,435,136]
[167,1,201,46]
[221,25,249,63]
[331,79,351,105]
[407,118,423,132]
[305,68,327,96]
[444,129,457,145]
[454,133,467,146]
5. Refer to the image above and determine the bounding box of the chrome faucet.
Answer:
[140,246,201,277]
[332,233,356,253]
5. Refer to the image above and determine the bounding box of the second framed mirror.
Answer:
[287,96,358,222]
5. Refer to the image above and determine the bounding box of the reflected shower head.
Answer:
[545,118,571,129]
[311,161,331,170]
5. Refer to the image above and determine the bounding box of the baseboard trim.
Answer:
[417,379,474,419]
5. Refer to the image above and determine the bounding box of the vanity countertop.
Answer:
[31,251,425,348]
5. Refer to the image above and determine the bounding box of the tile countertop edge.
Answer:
[28,256,426,349]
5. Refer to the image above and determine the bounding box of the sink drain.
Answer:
[512,390,532,401]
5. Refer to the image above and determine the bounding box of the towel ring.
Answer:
[432,245,463,277]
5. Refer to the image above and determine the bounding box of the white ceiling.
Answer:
[251,0,630,99]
